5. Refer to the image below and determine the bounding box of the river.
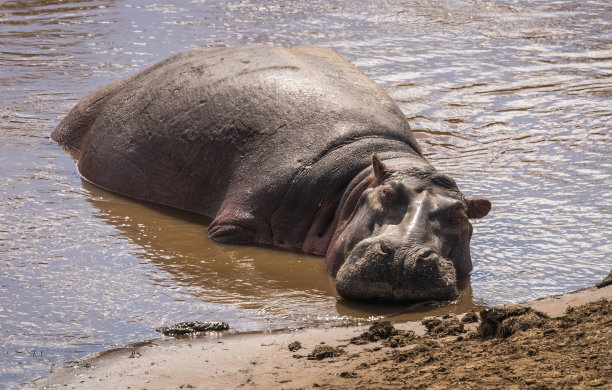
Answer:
[1,0,610,387]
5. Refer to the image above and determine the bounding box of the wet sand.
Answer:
[31,283,611,389]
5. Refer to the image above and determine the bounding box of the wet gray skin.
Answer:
[327,155,491,302]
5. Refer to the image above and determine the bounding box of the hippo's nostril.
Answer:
[378,241,395,257]
[409,247,440,267]
[365,240,396,265]
[414,248,435,261]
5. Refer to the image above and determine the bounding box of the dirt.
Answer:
[334,299,611,389]
[422,314,465,337]
[478,305,549,338]
[307,344,344,360]
[351,320,418,348]
[351,321,399,344]
[461,310,479,323]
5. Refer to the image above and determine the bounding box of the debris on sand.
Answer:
[350,321,416,348]
[351,321,396,344]
[307,345,343,360]
[390,339,442,363]
[422,314,465,337]
[461,310,479,323]
[383,331,417,348]
[288,341,302,352]
[562,299,610,326]
[155,321,229,336]
[340,300,611,389]
[478,305,548,338]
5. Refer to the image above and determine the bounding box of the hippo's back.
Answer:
[52,46,421,217]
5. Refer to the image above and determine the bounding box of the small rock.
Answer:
[596,270,612,288]
[156,321,229,336]
[288,341,302,352]
[128,350,141,359]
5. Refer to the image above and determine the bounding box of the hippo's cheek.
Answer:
[335,240,458,302]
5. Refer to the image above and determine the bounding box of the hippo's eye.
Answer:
[379,184,397,207]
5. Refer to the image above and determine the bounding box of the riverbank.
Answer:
[32,283,611,389]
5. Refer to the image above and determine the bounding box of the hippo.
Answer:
[52,45,491,302]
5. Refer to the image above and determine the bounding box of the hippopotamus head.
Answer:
[326,154,491,303]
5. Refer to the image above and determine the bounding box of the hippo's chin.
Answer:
[335,241,459,302]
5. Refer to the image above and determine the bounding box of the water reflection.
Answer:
[81,180,337,300]
[337,277,482,320]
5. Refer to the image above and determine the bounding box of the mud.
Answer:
[461,310,479,323]
[336,299,611,389]
[350,321,417,348]
[155,321,229,336]
[307,345,344,360]
[478,305,549,339]
[422,314,466,337]
[350,321,398,344]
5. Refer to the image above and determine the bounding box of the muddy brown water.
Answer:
[0,0,610,387]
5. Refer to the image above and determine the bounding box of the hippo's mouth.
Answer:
[335,239,458,302]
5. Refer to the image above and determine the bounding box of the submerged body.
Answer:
[52,45,490,302]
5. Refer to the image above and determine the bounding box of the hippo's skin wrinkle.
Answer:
[52,46,491,302]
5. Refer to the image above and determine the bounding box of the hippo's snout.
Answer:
[335,240,458,302]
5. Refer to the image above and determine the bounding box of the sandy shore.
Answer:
[31,283,611,389]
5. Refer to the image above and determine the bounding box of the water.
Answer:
[1,0,610,387]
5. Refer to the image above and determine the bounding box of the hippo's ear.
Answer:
[467,198,491,219]
[372,153,388,182]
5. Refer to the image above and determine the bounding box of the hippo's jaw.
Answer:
[335,239,458,302]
